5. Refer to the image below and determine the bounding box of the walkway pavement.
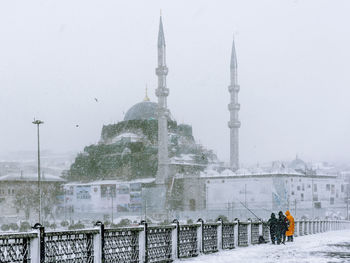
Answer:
[176,229,350,263]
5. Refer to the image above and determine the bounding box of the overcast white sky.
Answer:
[0,0,349,165]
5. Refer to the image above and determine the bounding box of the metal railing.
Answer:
[0,219,349,262]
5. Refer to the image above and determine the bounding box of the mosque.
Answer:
[64,16,348,221]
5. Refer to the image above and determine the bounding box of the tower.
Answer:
[228,37,241,171]
[155,16,170,184]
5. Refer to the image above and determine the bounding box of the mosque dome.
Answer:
[288,156,307,170]
[124,101,158,121]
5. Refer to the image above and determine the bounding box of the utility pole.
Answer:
[111,188,114,224]
[144,199,147,221]
[32,119,44,224]
[227,201,230,219]
[311,178,314,219]
[347,183,349,220]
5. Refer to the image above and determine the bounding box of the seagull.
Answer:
[76,124,79,128]
[94,98,98,102]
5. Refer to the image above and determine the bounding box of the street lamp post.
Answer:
[32,119,44,224]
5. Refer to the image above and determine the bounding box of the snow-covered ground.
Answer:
[177,230,350,263]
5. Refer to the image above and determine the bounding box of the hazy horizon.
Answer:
[1,0,349,166]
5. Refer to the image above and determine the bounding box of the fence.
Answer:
[0,219,349,263]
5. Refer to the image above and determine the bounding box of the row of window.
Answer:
[0,188,15,195]
[290,182,345,196]
[291,191,337,204]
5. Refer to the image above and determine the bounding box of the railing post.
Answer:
[295,221,299,237]
[93,221,104,263]
[217,218,223,250]
[32,223,45,263]
[233,219,239,248]
[139,220,147,263]
[310,221,313,235]
[30,228,41,262]
[171,220,178,260]
[258,220,263,238]
[197,219,203,254]
[247,219,252,245]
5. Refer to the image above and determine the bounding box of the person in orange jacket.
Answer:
[285,210,295,242]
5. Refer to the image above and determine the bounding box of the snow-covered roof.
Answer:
[198,166,336,179]
[64,177,155,186]
[0,173,65,182]
[111,132,142,143]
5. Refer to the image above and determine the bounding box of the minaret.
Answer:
[228,37,241,171]
[155,15,169,184]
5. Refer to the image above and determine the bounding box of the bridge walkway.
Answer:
[176,229,350,263]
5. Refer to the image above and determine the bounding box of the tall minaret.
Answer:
[228,37,241,171]
[155,15,170,184]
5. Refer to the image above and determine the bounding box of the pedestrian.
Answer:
[285,210,295,242]
[277,211,288,244]
[267,213,278,244]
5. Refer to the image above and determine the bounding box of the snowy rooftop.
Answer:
[199,166,337,179]
[64,177,155,186]
[0,173,65,182]
[111,132,142,144]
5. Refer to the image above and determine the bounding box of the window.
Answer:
[302,184,305,191]
[313,184,317,192]
[189,199,196,211]
[8,189,10,195]
[314,202,321,209]
[330,197,334,205]
[301,193,304,201]
[291,178,293,182]
[341,185,344,193]
[299,179,301,182]
[331,185,335,194]
[313,195,318,201]
[326,184,330,191]
[297,186,301,191]
[336,190,339,198]
[308,184,311,188]
[291,191,294,195]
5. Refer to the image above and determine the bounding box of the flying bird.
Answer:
[94,98,98,102]
[76,124,79,128]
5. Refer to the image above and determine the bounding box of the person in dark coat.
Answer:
[276,211,289,244]
[267,213,278,244]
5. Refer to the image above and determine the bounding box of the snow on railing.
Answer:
[0,219,349,262]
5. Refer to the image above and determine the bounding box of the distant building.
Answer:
[0,172,64,220]
[63,16,349,221]
[63,178,155,220]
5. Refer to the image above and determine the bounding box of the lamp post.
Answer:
[32,119,44,224]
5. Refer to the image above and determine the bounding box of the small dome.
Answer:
[124,101,158,121]
[288,157,307,170]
